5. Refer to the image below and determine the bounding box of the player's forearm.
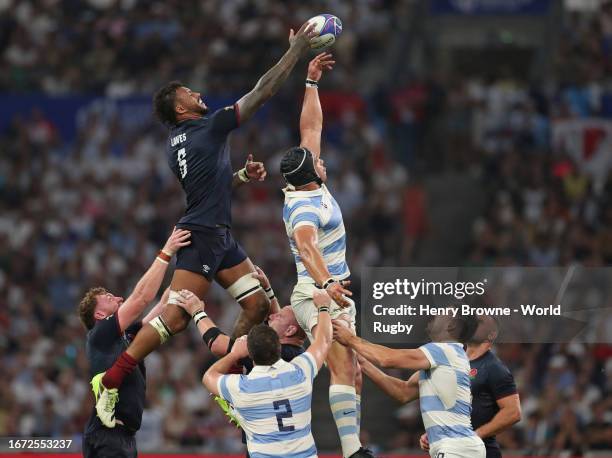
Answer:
[361,360,418,404]
[196,317,231,357]
[232,172,246,189]
[141,299,164,324]
[312,310,333,348]
[347,336,422,370]
[269,297,281,314]
[300,88,322,143]
[237,47,302,122]
[131,258,169,306]
[475,405,521,439]
[360,359,407,403]
[298,243,331,286]
[346,335,392,367]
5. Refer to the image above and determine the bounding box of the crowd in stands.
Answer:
[0,0,610,455]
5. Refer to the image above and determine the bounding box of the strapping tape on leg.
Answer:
[167,290,182,306]
[226,274,262,302]
[150,316,172,344]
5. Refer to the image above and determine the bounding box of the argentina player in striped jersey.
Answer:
[279,53,373,458]
[334,314,486,458]
[203,289,334,458]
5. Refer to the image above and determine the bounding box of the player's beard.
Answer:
[197,104,209,115]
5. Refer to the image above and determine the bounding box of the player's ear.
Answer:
[285,325,298,337]
[94,309,106,320]
[175,103,186,115]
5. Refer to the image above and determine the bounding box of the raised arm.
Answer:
[141,287,170,325]
[174,290,231,358]
[306,290,334,370]
[332,323,431,370]
[203,336,249,396]
[236,22,315,123]
[117,228,191,332]
[232,154,267,189]
[299,53,335,158]
[251,265,280,314]
[475,394,522,439]
[359,355,420,404]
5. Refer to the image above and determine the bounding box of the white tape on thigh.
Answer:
[150,316,171,344]
[227,274,262,302]
[167,290,181,306]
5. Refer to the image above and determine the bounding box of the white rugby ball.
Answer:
[307,14,343,50]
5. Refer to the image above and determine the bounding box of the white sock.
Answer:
[355,394,362,436]
[329,384,361,457]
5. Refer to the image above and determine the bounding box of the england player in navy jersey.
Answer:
[420,316,521,458]
[91,21,318,427]
[279,53,373,458]
[78,227,190,457]
[334,314,486,458]
[203,289,334,458]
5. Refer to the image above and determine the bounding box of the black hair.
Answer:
[450,316,480,344]
[153,81,183,126]
[247,324,281,365]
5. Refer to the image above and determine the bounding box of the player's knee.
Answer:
[161,303,190,334]
[355,364,363,394]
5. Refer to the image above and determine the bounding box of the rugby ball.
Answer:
[308,14,342,50]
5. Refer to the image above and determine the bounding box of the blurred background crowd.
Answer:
[0,0,611,456]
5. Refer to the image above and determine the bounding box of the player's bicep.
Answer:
[203,371,223,397]
[293,223,319,252]
[300,130,321,159]
[410,344,442,369]
[117,296,147,333]
[383,348,430,370]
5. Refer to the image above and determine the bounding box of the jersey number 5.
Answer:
[273,399,295,432]
[177,148,187,179]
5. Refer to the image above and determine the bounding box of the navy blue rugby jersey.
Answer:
[470,350,518,453]
[166,105,240,229]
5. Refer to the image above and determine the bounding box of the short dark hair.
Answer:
[78,286,107,329]
[247,324,281,365]
[153,81,183,126]
[450,316,480,344]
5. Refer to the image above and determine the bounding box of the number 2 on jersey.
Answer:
[273,399,295,432]
[177,147,187,179]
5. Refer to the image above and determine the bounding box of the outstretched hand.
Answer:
[252,265,271,290]
[332,320,354,345]
[230,336,249,359]
[162,227,192,256]
[176,289,205,316]
[307,52,335,82]
[326,280,352,308]
[289,21,317,55]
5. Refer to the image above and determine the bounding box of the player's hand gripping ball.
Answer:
[307,14,342,50]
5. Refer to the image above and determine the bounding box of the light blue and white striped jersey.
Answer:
[418,342,478,446]
[282,185,349,283]
[217,353,319,458]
